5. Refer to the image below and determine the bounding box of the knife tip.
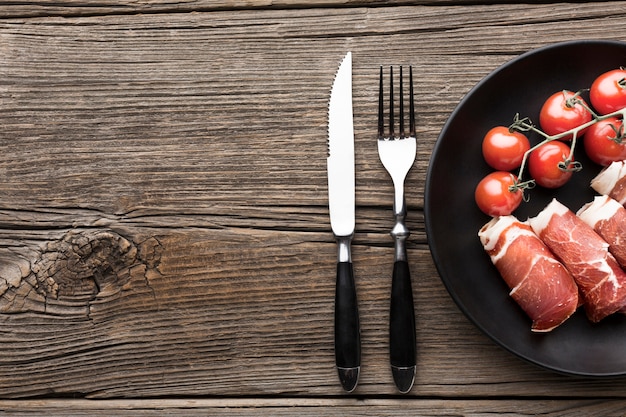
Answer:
[337,366,359,392]
[391,365,415,394]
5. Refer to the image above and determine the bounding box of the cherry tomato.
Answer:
[475,171,523,217]
[482,126,531,171]
[590,69,626,115]
[539,90,592,140]
[528,141,575,188]
[583,116,626,166]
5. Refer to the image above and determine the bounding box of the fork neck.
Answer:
[391,191,409,262]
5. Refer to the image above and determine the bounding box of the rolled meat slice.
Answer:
[591,160,626,205]
[529,198,626,322]
[578,195,626,270]
[479,215,578,332]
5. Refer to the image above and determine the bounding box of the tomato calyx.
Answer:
[616,67,626,90]
[507,178,535,201]
[608,122,626,145]
[557,159,582,172]
[564,90,589,110]
[509,114,534,133]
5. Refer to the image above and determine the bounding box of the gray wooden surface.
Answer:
[2,1,626,414]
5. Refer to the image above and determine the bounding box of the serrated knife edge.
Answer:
[327,51,355,238]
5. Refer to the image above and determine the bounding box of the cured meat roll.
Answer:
[591,160,626,205]
[578,195,626,270]
[479,216,579,332]
[529,199,626,322]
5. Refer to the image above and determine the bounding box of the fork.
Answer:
[377,65,417,394]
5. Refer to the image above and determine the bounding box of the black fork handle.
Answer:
[389,259,416,393]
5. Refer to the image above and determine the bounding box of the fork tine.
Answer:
[409,66,416,137]
[379,66,414,140]
[399,66,405,138]
[389,66,394,138]
[378,66,384,139]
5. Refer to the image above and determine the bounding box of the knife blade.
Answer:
[327,51,360,392]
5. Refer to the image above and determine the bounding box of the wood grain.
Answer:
[2,0,626,408]
[4,0,606,18]
[2,398,626,416]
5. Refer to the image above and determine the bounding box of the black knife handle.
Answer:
[335,261,360,392]
[389,260,416,391]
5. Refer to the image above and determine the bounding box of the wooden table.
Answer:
[2,1,626,415]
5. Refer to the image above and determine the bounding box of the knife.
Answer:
[327,51,360,392]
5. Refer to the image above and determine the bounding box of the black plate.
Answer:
[425,40,626,376]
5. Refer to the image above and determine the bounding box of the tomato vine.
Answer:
[507,91,626,196]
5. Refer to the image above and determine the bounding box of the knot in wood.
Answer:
[34,230,140,300]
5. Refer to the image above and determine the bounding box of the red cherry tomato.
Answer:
[583,116,626,166]
[482,126,531,171]
[528,141,575,188]
[539,90,592,140]
[590,69,626,115]
[475,171,523,217]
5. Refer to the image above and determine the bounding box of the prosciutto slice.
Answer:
[529,199,626,322]
[591,160,626,205]
[578,195,626,270]
[479,216,578,332]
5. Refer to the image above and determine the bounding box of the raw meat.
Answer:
[529,199,626,322]
[591,160,626,205]
[479,215,578,332]
[578,195,626,270]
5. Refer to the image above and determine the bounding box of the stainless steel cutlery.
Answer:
[377,65,417,393]
[327,51,360,393]
[327,54,416,393]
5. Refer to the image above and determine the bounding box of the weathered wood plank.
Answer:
[1,0,613,19]
[1,398,626,416]
[2,3,626,212]
[1,2,626,400]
